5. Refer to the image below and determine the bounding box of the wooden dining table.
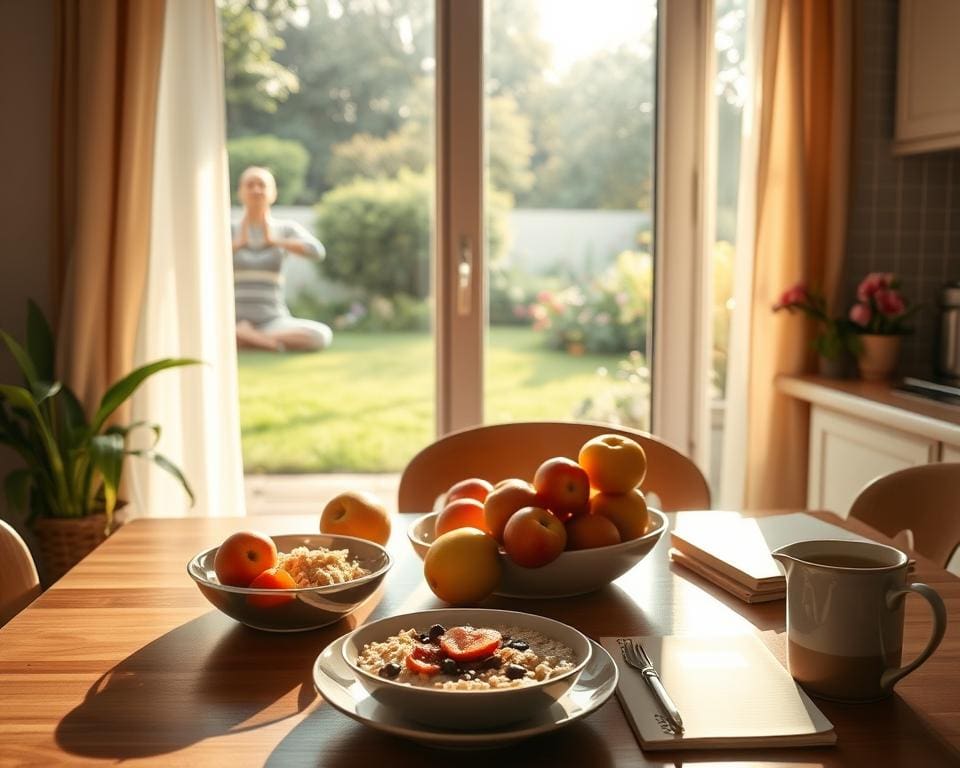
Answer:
[1,509,959,767]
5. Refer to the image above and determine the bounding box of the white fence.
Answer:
[233,207,651,302]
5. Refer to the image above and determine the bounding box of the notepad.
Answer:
[669,512,873,601]
[601,633,836,751]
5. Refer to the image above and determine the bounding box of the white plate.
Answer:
[313,636,618,749]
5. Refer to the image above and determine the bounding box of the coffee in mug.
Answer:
[772,539,946,702]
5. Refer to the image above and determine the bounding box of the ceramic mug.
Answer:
[772,539,947,702]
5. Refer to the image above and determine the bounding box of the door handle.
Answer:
[457,235,473,316]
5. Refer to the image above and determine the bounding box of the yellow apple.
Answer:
[424,528,501,604]
[320,491,391,545]
[578,434,647,493]
[589,489,650,541]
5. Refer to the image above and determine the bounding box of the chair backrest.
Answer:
[398,421,710,514]
[0,519,41,626]
[848,463,960,570]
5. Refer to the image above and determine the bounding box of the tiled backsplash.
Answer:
[843,0,960,377]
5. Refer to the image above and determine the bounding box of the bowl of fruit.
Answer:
[341,608,592,729]
[407,434,668,600]
[188,530,392,631]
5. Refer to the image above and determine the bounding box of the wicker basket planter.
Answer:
[31,509,126,586]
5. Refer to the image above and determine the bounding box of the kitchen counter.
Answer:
[776,374,960,445]
[776,375,960,515]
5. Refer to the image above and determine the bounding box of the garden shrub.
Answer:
[228,134,310,204]
[315,170,509,301]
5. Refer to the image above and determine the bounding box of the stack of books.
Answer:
[669,512,871,603]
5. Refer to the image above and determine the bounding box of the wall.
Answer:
[0,0,55,524]
[844,0,960,377]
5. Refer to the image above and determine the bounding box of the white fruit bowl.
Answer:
[341,608,591,729]
[407,509,667,598]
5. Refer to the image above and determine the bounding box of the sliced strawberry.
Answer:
[440,626,502,662]
[411,643,443,665]
[405,654,441,675]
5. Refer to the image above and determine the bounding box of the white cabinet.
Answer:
[807,406,938,517]
[895,0,960,154]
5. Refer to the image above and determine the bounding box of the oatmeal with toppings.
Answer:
[355,624,577,690]
[276,546,369,587]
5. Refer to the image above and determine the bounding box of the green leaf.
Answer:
[144,451,195,507]
[32,380,62,405]
[106,420,162,449]
[89,432,124,520]
[26,299,55,381]
[0,330,38,389]
[91,358,201,433]
[4,468,32,512]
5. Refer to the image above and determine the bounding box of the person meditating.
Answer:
[232,166,333,352]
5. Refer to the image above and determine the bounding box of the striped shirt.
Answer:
[233,218,325,326]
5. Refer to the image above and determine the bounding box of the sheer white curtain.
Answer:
[129,0,245,518]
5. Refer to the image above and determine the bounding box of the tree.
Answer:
[219,0,309,121]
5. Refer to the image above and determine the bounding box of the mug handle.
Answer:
[880,582,947,693]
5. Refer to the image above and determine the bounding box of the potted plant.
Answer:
[0,302,197,583]
[772,283,859,377]
[847,273,917,381]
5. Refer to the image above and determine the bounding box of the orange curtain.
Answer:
[52,0,166,412]
[744,0,852,508]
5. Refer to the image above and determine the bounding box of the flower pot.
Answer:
[818,354,847,379]
[31,507,127,586]
[856,334,902,381]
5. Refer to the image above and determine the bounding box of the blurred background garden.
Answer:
[222,0,745,477]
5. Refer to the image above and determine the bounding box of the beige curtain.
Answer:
[52,0,166,412]
[744,0,852,508]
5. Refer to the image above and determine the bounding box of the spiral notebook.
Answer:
[601,633,836,751]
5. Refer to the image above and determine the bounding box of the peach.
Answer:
[533,457,591,518]
[483,478,539,542]
[589,489,650,541]
[502,506,567,568]
[436,498,489,536]
[320,491,391,545]
[247,566,297,608]
[578,434,647,493]
[214,530,278,587]
[565,514,622,550]
[424,528,502,604]
[444,478,494,506]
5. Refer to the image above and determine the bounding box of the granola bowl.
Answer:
[408,508,667,598]
[188,534,391,632]
[341,608,591,729]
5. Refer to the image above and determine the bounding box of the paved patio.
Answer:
[244,473,401,517]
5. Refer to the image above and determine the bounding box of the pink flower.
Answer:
[875,288,906,317]
[536,290,553,303]
[773,282,808,311]
[856,272,895,302]
[849,302,872,327]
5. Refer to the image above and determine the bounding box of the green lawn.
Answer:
[238,327,624,473]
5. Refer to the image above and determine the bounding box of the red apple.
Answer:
[533,457,591,517]
[565,514,621,550]
[444,478,495,506]
[483,478,539,542]
[502,506,567,568]
[214,530,278,587]
[590,489,650,541]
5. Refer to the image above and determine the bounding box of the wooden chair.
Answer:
[848,463,960,570]
[0,519,41,626]
[398,421,710,514]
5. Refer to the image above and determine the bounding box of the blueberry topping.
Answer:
[480,655,502,669]
[429,624,446,639]
[508,640,529,652]
[441,658,460,676]
[418,633,431,644]
[379,663,401,679]
[505,664,527,680]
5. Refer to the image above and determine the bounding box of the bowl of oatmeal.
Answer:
[341,608,591,729]
[188,534,391,632]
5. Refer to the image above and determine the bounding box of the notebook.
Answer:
[600,633,836,751]
[669,512,874,600]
